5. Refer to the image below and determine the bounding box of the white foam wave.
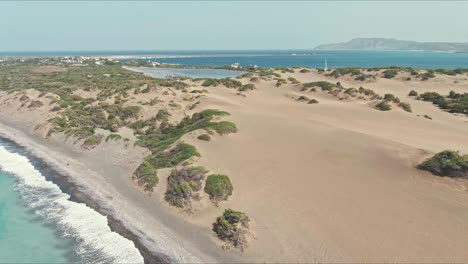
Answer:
[0,146,144,264]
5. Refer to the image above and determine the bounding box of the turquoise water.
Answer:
[0,173,72,263]
[127,66,246,79]
[0,142,145,263]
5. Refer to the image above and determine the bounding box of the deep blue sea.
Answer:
[2,50,468,69]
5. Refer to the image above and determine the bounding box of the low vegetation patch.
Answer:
[418,150,468,178]
[303,81,335,91]
[238,83,255,92]
[408,90,418,96]
[287,77,300,84]
[204,174,233,203]
[105,133,122,142]
[399,102,412,112]
[28,100,43,108]
[275,78,287,87]
[197,133,211,141]
[297,96,318,104]
[419,91,468,115]
[327,67,361,78]
[358,87,378,97]
[383,69,398,79]
[213,209,250,250]
[82,134,103,149]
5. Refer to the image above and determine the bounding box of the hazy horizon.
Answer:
[2,1,468,51]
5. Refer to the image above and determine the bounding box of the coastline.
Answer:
[0,130,169,263]
[0,117,233,263]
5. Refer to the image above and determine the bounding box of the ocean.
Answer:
[0,139,144,263]
[3,50,468,69]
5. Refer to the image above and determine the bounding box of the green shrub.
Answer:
[384,93,396,101]
[197,134,211,141]
[418,150,468,177]
[308,99,319,104]
[213,209,250,249]
[358,87,377,97]
[344,88,358,95]
[375,101,392,111]
[299,68,310,73]
[408,90,418,96]
[211,121,238,135]
[204,174,233,202]
[423,114,432,120]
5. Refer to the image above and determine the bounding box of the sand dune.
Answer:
[183,77,468,262]
[1,68,468,263]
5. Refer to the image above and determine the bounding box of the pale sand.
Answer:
[1,69,468,262]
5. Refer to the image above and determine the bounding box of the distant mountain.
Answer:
[314,38,468,52]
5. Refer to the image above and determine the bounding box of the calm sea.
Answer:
[3,50,468,69]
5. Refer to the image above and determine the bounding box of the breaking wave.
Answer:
[0,145,144,264]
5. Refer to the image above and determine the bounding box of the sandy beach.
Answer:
[0,116,238,263]
[1,66,468,263]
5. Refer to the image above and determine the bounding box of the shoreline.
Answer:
[0,119,225,263]
[0,134,169,263]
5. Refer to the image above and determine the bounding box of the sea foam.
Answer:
[0,146,144,264]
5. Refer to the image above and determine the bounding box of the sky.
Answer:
[1,1,468,51]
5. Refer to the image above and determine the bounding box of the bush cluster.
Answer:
[165,166,208,211]
[418,150,468,177]
[327,67,361,78]
[213,209,250,250]
[419,91,468,115]
[133,109,237,190]
[204,174,233,203]
[375,100,392,111]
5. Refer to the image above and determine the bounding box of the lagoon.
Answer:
[126,66,247,79]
